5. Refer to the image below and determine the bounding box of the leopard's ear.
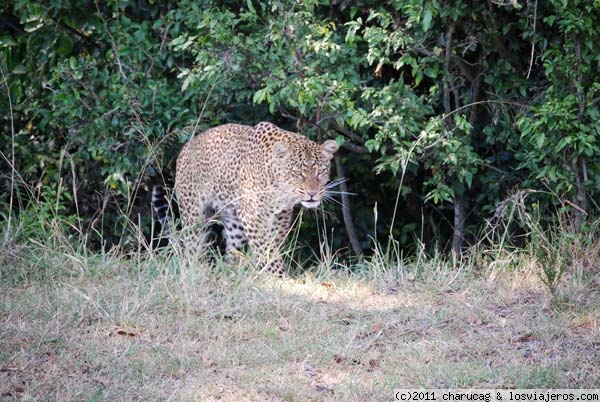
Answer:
[273,141,288,158]
[320,140,338,159]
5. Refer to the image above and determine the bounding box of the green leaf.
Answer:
[535,133,545,149]
[422,7,433,32]
[0,35,17,47]
[555,137,571,152]
[181,74,194,92]
[56,33,73,56]
[464,171,473,189]
[246,0,256,14]
[424,67,438,78]
[253,87,271,104]
[12,65,27,74]
[414,69,423,86]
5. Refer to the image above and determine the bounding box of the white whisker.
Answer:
[322,194,344,207]
[326,190,356,196]
[325,178,349,189]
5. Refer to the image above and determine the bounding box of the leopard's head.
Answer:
[271,137,339,209]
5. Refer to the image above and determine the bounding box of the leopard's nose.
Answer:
[307,190,318,199]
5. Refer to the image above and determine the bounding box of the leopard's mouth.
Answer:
[301,200,320,208]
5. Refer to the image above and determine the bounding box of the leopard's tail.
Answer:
[152,185,172,238]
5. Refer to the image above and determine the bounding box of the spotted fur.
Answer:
[162,121,338,273]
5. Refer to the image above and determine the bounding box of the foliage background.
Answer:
[1,0,599,259]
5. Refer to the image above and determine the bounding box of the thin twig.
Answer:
[526,0,538,79]
[0,66,15,236]
[95,1,128,82]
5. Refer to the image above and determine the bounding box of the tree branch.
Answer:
[330,120,365,144]
[443,23,456,127]
[341,141,369,154]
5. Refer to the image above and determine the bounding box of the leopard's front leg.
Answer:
[240,204,291,274]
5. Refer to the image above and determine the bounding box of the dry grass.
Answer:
[1,241,599,401]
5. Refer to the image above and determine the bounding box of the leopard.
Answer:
[152,121,339,273]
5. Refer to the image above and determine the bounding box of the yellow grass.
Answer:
[1,241,599,401]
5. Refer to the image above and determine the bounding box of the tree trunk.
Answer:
[443,22,466,255]
[334,153,363,257]
[451,193,465,258]
[572,36,588,231]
